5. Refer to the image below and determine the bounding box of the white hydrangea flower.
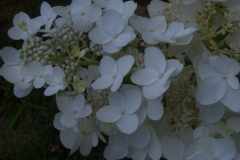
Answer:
[29,61,53,89]
[131,47,183,99]
[88,9,136,53]
[196,54,240,112]
[34,1,57,29]
[91,55,134,92]
[104,124,151,160]
[96,87,142,134]
[153,22,197,45]
[59,117,106,156]
[129,15,167,44]
[105,0,137,23]
[78,65,99,88]
[8,12,41,40]
[44,66,67,96]
[55,94,92,128]
[92,0,110,8]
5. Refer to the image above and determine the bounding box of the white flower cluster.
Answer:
[1,0,240,159]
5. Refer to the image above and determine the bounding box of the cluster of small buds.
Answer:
[86,88,109,114]
[19,37,50,65]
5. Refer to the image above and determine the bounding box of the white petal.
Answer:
[96,105,122,123]
[106,0,124,13]
[114,32,132,47]
[60,114,77,128]
[13,12,30,27]
[56,95,74,114]
[196,76,226,105]
[131,68,158,85]
[100,56,117,76]
[102,40,121,54]
[103,10,124,35]
[60,128,76,149]
[147,99,164,120]
[117,55,134,76]
[193,125,209,138]
[14,84,33,98]
[73,94,85,111]
[124,89,142,114]
[212,139,236,160]
[148,138,162,160]
[2,64,20,83]
[144,47,166,74]
[1,47,19,65]
[88,27,112,44]
[198,62,221,80]
[221,85,240,112]
[143,79,170,99]
[73,105,92,119]
[130,125,151,148]
[30,61,43,75]
[149,16,166,34]
[111,75,123,92]
[44,85,60,96]
[135,106,146,125]
[91,76,113,89]
[8,27,23,40]
[226,117,240,133]
[108,91,125,111]
[161,137,184,160]
[129,16,148,32]
[84,4,102,23]
[122,1,137,20]
[53,112,66,130]
[33,77,45,88]
[80,134,92,156]
[109,132,129,145]
[227,75,239,89]
[104,144,128,160]
[117,114,138,134]
[199,102,225,123]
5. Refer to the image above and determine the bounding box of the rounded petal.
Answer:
[131,68,158,85]
[91,76,113,89]
[33,77,45,88]
[227,75,239,89]
[147,99,164,120]
[193,125,209,138]
[129,16,149,32]
[148,138,162,160]
[60,128,76,149]
[14,84,33,98]
[53,112,66,130]
[30,61,43,75]
[114,32,133,47]
[111,75,123,92]
[102,10,124,35]
[84,4,102,23]
[88,27,112,44]
[196,76,226,105]
[1,47,19,65]
[212,139,236,160]
[143,79,171,99]
[13,12,30,27]
[199,102,225,123]
[108,91,125,111]
[106,0,124,13]
[44,85,60,96]
[102,40,121,54]
[161,137,184,160]
[60,114,77,128]
[104,144,128,160]
[100,56,117,76]
[73,94,85,111]
[96,105,122,123]
[144,47,166,74]
[73,105,92,119]
[123,89,142,114]
[56,95,74,114]
[80,134,92,156]
[8,27,23,40]
[221,85,240,112]
[117,55,134,76]
[130,125,151,148]
[117,114,138,134]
